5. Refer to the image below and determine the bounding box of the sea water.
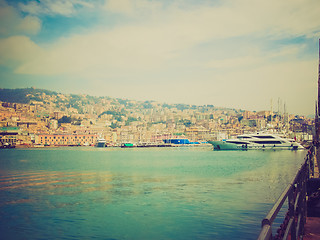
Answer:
[0,147,306,240]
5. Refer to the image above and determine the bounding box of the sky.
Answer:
[0,0,319,116]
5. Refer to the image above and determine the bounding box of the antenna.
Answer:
[277,97,280,117]
[284,102,287,132]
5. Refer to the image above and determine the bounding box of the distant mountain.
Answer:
[0,88,218,112]
[0,88,58,104]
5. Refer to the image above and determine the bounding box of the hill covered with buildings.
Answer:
[0,88,314,147]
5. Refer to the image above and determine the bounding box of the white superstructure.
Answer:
[95,135,107,147]
[208,133,304,150]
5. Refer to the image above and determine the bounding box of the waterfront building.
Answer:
[36,134,98,146]
[0,127,20,147]
[185,126,210,142]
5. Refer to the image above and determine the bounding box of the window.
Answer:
[253,141,282,145]
[228,141,249,145]
[254,136,275,139]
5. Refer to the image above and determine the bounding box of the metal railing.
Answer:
[257,146,315,240]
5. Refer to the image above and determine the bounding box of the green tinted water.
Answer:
[0,147,306,239]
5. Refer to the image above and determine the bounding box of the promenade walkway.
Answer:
[304,217,320,240]
[305,158,320,240]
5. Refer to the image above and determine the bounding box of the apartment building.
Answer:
[36,134,98,146]
[0,127,20,147]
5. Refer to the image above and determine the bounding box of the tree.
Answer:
[58,116,72,124]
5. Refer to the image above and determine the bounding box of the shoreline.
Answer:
[10,143,212,149]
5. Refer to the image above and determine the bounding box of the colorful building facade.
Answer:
[36,134,98,146]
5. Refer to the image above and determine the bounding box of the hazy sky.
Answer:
[0,0,319,115]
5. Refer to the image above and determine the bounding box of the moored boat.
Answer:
[0,142,16,149]
[208,133,304,150]
[121,143,134,148]
[95,136,107,147]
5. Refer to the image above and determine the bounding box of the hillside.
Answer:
[0,88,220,113]
[0,88,58,104]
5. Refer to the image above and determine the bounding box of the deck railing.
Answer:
[257,146,315,240]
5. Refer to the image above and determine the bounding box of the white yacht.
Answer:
[208,133,304,150]
[95,136,107,147]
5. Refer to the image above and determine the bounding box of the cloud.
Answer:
[0,36,43,66]
[104,0,135,15]
[211,0,320,38]
[0,1,41,36]
[18,0,94,16]
[103,0,320,39]
[16,16,41,35]
[214,59,317,115]
[13,30,170,76]
[205,45,303,69]
[0,0,319,115]
[104,0,163,16]
[206,56,263,69]
[11,0,319,76]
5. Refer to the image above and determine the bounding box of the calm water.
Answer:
[0,147,306,240]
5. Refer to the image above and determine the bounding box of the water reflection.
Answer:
[0,148,307,240]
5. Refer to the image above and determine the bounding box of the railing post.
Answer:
[288,185,296,240]
[303,166,306,226]
[300,160,309,238]
[257,219,272,240]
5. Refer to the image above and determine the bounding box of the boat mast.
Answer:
[270,99,273,129]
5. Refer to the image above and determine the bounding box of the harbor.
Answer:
[0,0,319,239]
[0,50,318,239]
[0,147,307,240]
[0,90,313,150]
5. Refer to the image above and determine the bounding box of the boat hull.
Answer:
[208,141,302,151]
[121,143,134,148]
[208,141,246,150]
[95,141,106,147]
[96,143,106,147]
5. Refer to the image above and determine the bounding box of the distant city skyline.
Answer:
[0,0,319,116]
